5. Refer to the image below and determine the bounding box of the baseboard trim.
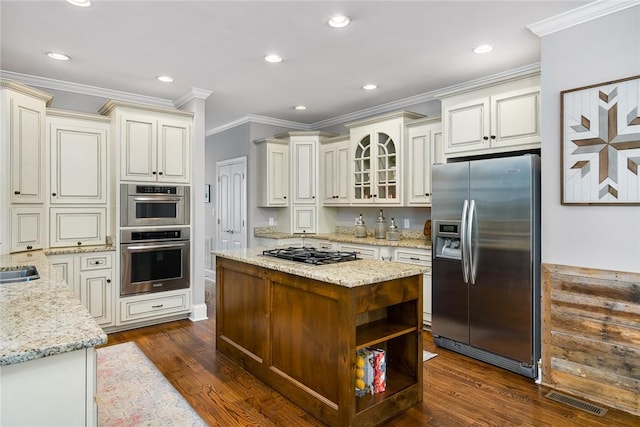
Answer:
[189,303,208,322]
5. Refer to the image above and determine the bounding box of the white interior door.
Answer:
[216,156,247,251]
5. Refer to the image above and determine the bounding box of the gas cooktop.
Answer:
[262,247,358,265]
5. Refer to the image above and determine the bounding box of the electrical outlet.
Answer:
[404,219,410,229]
[269,217,274,226]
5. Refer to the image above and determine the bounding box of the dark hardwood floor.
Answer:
[104,300,639,426]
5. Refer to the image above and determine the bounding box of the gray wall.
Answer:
[540,6,640,273]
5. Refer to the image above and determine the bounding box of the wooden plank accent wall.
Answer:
[541,263,640,416]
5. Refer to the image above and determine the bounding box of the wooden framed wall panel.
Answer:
[542,263,640,416]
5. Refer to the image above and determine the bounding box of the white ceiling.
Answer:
[0,1,590,132]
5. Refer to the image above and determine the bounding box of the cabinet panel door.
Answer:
[321,148,336,204]
[80,269,113,326]
[491,87,540,148]
[49,120,108,204]
[49,207,106,247]
[50,256,79,297]
[335,144,350,204]
[423,271,432,326]
[268,146,289,205]
[407,126,430,205]
[292,206,316,234]
[121,116,156,181]
[10,93,46,203]
[158,119,191,183]
[292,139,316,204]
[10,207,45,252]
[444,97,491,155]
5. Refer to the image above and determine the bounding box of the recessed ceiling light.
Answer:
[328,15,351,28]
[157,76,174,83]
[294,105,307,110]
[66,0,92,7]
[46,52,71,61]
[362,84,377,90]
[473,44,494,54]
[264,54,283,63]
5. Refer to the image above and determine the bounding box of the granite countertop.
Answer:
[213,247,428,288]
[44,244,116,255]
[254,227,432,250]
[0,251,107,366]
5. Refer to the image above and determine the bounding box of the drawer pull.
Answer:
[410,257,421,261]
[151,304,164,309]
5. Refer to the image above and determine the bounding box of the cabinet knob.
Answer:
[152,171,157,175]
[283,196,287,199]
[312,195,315,199]
[77,241,82,246]
[14,191,20,195]
[490,135,496,140]
[106,279,111,283]
[26,245,33,250]
[52,192,57,197]
[158,171,163,175]
[483,136,489,141]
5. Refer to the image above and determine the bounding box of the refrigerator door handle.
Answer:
[460,199,470,284]
[468,199,477,285]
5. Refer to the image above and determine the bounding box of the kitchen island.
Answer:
[214,248,426,427]
[0,250,107,426]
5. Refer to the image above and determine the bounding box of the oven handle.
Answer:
[132,196,182,202]
[124,243,187,251]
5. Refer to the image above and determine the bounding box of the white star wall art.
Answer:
[561,75,640,205]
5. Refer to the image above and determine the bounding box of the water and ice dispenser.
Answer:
[434,221,462,260]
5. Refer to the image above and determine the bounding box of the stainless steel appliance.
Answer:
[431,154,541,378]
[262,247,357,265]
[120,184,190,227]
[120,227,190,296]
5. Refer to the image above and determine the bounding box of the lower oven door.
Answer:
[120,240,190,296]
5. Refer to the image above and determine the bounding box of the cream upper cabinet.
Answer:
[346,111,424,206]
[47,110,110,204]
[254,138,289,207]
[49,207,107,248]
[290,135,317,205]
[405,117,442,206]
[320,135,350,205]
[1,81,52,205]
[99,100,193,184]
[438,72,541,158]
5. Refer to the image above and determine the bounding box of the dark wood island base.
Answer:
[215,256,423,427]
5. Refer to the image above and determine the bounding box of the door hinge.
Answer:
[242,173,245,179]
[217,219,220,224]
[242,220,245,226]
[217,176,220,183]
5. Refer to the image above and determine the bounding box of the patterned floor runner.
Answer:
[96,342,205,426]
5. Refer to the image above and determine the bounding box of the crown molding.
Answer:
[0,70,175,108]
[309,91,438,130]
[206,114,310,136]
[175,87,213,108]
[1,78,54,105]
[527,0,640,37]
[432,63,541,99]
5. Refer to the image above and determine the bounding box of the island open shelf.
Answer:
[215,254,423,427]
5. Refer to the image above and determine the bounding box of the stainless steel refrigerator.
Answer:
[431,154,541,378]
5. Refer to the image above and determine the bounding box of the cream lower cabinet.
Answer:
[335,242,380,260]
[0,347,97,427]
[48,252,115,327]
[394,248,432,326]
[10,207,45,252]
[119,289,191,325]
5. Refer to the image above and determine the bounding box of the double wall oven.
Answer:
[120,184,191,297]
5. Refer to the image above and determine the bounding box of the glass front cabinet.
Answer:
[347,111,424,205]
